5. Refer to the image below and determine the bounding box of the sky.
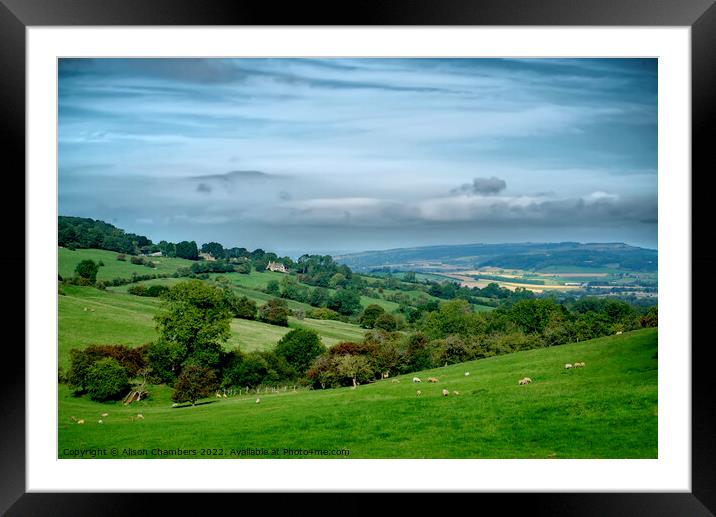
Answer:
[58,58,657,256]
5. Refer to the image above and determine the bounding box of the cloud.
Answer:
[452,176,507,196]
[196,183,212,194]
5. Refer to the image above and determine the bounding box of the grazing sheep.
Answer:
[216,391,222,398]
[256,398,261,404]
[574,362,584,368]
[442,389,450,396]
[427,377,439,383]
[616,331,623,335]
[98,419,103,424]
[464,372,470,376]
[77,419,85,424]
[382,371,390,379]
[416,390,422,396]
[70,416,77,422]
[518,377,532,385]
[391,379,400,384]
[101,412,108,417]
[223,393,227,398]
[412,377,422,383]
[565,363,573,369]
[453,391,460,396]
[172,403,178,407]
[136,413,144,420]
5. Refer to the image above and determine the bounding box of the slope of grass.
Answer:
[59,248,194,281]
[59,286,366,368]
[58,328,657,459]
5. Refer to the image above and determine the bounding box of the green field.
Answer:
[59,285,366,369]
[58,328,657,459]
[59,248,194,281]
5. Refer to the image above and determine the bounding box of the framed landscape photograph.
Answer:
[5,0,715,514]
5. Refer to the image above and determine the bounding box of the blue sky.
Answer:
[58,58,657,255]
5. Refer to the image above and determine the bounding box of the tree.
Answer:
[175,240,199,260]
[359,304,385,328]
[151,280,232,377]
[258,298,290,326]
[334,354,373,388]
[171,364,218,405]
[266,280,281,296]
[275,328,325,374]
[328,289,362,316]
[231,295,258,320]
[85,358,130,402]
[201,242,225,259]
[75,259,100,283]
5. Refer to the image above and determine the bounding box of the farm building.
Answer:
[199,252,216,261]
[266,261,288,273]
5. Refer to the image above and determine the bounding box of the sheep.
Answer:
[216,391,222,398]
[98,419,103,424]
[223,393,227,398]
[565,363,573,369]
[382,371,390,379]
[464,372,470,376]
[391,379,400,384]
[518,377,532,385]
[256,398,261,404]
[416,390,422,396]
[573,362,584,368]
[136,413,144,420]
[172,403,179,407]
[453,391,460,396]
[412,377,422,383]
[101,412,108,417]
[442,389,450,396]
[616,331,623,335]
[427,377,439,383]
[77,419,85,424]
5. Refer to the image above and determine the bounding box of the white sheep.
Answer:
[565,363,573,369]
[172,403,178,407]
[464,372,470,376]
[453,391,460,396]
[391,379,400,384]
[136,413,144,420]
[412,377,422,383]
[98,419,103,424]
[616,331,623,335]
[416,390,422,396]
[442,389,449,396]
[77,419,85,424]
[518,377,532,385]
[101,412,108,417]
[256,398,261,404]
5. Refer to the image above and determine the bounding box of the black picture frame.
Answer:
[2,1,713,515]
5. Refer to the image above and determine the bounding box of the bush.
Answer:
[116,254,126,261]
[307,308,340,320]
[359,304,385,328]
[85,358,130,402]
[374,313,398,331]
[171,364,218,405]
[130,256,145,265]
[258,298,290,326]
[231,295,258,320]
[95,280,107,290]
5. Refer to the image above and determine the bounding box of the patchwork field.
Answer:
[58,328,657,459]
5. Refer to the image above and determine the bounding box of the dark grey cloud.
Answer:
[196,183,212,194]
[452,176,507,195]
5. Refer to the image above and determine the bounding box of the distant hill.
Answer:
[334,242,657,273]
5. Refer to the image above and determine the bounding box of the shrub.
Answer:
[85,358,130,402]
[95,280,107,290]
[130,256,145,265]
[307,308,340,320]
[116,254,126,261]
[171,364,218,405]
[128,284,148,296]
[258,298,290,327]
[374,313,398,331]
[231,295,258,320]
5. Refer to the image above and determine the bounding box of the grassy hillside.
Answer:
[58,285,366,369]
[58,328,657,459]
[59,248,194,281]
